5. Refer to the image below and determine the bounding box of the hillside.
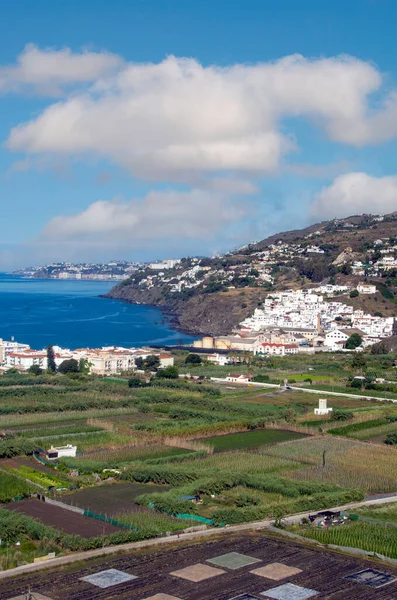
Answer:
[106,212,397,336]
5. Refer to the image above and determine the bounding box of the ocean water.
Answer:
[0,274,196,350]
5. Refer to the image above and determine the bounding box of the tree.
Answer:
[135,357,144,370]
[385,433,397,445]
[46,345,56,372]
[28,365,42,376]
[79,358,90,374]
[143,355,160,370]
[350,289,359,298]
[346,333,362,350]
[185,353,202,365]
[156,366,179,379]
[351,378,364,389]
[58,358,79,374]
[352,352,366,368]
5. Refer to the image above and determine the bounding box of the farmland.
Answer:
[293,520,397,560]
[201,429,307,452]
[2,530,397,600]
[5,498,123,537]
[1,369,397,570]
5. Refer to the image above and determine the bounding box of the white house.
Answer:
[314,399,333,415]
[357,283,377,295]
[324,329,350,350]
[205,353,230,366]
[226,374,251,384]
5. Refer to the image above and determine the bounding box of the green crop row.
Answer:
[0,471,33,502]
[7,466,70,490]
[328,418,388,436]
[295,521,397,560]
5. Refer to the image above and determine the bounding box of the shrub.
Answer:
[128,378,148,388]
[156,366,179,379]
[331,410,354,421]
[350,289,359,298]
[385,433,397,445]
[185,354,202,365]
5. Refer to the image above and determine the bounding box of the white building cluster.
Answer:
[0,339,174,375]
[239,288,395,352]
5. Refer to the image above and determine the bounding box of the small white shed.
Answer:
[47,444,77,460]
[314,399,333,416]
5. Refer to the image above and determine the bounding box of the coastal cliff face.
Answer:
[105,284,265,336]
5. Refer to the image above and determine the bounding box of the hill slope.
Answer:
[106,212,397,336]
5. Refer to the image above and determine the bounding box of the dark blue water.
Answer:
[0,274,196,349]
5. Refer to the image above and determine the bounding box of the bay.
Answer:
[0,274,196,350]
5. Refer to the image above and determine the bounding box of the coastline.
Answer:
[0,274,196,349]
[100,293,203,339]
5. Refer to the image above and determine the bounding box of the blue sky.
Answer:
[1,0,397,268]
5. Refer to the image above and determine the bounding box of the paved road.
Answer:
[211,377,397,403]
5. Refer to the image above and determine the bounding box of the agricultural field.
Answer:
[356,502,397,524]
[201,429,307,452]
[262,436,397,492]
[5,498,123,537]
[60,481,171,512]
[1,370,397,570]
[0,470,33,502]
[293,520,397,560]
[2,531,397,600]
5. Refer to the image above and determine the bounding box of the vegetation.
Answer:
[58,358,79,374]
[345,334,362,350]
[295,521,397,560]
[0,363,396,565]
[202,429,307,452]
[0,471,33,502]
[47,345,56,373]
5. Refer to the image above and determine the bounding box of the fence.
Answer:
[42,496,84,515]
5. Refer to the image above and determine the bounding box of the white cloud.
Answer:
[0,44,123,95]
[7,52,397,181]
[310,172,397,219]
[39,189,248,243]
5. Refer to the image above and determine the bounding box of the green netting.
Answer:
[176,513,214,525]
[83,510,139,531]
[33,451,54,466]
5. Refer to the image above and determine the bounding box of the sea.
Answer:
[0,273,196,350]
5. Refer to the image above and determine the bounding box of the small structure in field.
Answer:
[226,374,251,384]
[47,444,77,460]
[314,398,333,416]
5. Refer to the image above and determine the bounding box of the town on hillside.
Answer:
[193,283,395,358]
